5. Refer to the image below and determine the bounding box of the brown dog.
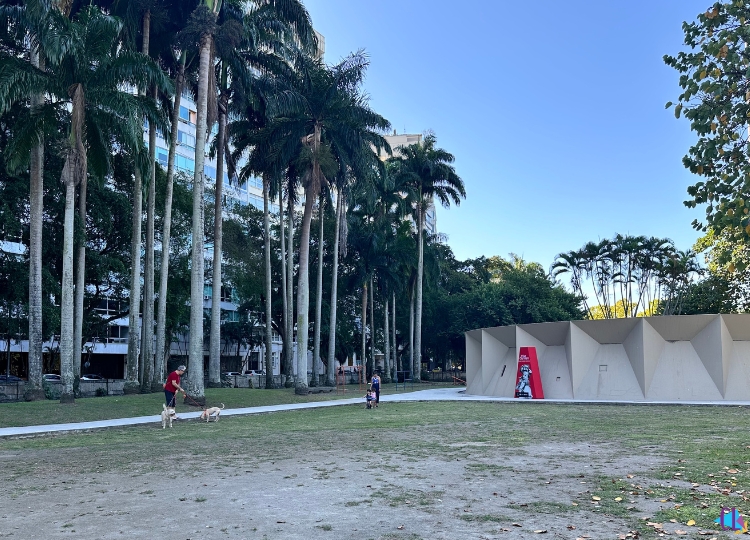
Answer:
[199,403,225,422]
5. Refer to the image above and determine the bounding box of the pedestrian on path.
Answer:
[371,373,381,407]
[164,365,186,411]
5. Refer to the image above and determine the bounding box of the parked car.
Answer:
[0,374,22,382]
[43,374,61,381]
[80,374,105,381]
[222,371,243,377]
[243,370,265,377]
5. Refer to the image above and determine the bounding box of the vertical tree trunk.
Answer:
[73,174,87,379]
[369,276,375,379]
[279,189,287,385]
[263,176,274,389]
[60,177,78,403]
[285,193,294,386]
[414,205,424,382]
[325,193,342,387]
[141,84,157,392]
[26,47,45,400]
[392,292,397,382]
[155,53,185,385]
[185,31,212,404]
[311,195,324,387]
[360,283,367,387]
[384,286,390,383]
[124,11,151,393]
[295,185,314,394]
[409,282,414,379]
[209,83,227,387]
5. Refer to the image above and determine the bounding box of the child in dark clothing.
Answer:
[365,390,375,409]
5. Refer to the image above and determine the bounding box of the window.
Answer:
[249,193,263,210]
[175,154,195,173]
[179,106,190,122]
[177,130,195,149]
[204,165,216,180]
[248,176,262,190]
[156,147,168,167]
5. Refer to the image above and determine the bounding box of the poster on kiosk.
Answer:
[514,347,544,399]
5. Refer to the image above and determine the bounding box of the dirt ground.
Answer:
[0,437,729,539]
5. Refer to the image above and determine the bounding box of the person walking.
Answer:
[164,365,187,413]
[371,373,381,407]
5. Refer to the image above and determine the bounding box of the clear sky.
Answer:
[303,0,711,271]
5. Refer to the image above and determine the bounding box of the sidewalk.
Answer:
[1,387,748,438]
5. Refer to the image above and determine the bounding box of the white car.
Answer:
[243,370,265,377]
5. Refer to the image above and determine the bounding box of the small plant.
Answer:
[95,388,107,397]
[195,496,207,502]
[315,524,333,531]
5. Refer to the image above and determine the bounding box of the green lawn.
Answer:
[0,382,454,428]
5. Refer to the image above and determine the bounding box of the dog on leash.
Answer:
[199,403,225,422]
[161,404,177,429]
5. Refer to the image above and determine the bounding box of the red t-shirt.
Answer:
[165,371,181,393]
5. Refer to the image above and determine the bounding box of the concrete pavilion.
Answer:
[465,314,750,402]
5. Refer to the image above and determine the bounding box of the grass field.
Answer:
[1,398,748,538]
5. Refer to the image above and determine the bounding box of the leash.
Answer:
[183,391,206,408]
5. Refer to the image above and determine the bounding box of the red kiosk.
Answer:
[514,346,544,399]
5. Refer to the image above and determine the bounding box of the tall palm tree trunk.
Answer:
[325,193,342,387]
[391,292,397,382]
[311,195,324,387]
[125,12,151,393]
[209,82,228,387]
[155,53,186,385]
[383,286,390,383]
[26,46,45,400]
[279,189,287,385]
[141,84,157,392]
[60,178,76,403]
[409,282,414,379]
[285,194,294,386]
[263,176,273,389]
[73,174,87,379]
[414,206,424,382]
[360,284,367,386]
[186,31,212,404]
[295,186,315,394]
[369,276,375,378]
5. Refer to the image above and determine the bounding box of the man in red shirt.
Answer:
[164,365,186,410]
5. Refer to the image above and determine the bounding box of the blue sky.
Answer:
[304,0,711,271]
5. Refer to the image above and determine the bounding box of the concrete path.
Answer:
[1,386,748,438]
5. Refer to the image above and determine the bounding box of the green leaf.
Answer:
[665,101,673,109]
[675,103,683,119]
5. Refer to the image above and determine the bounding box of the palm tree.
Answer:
[388,133,465,381]
[0,4,170,402]
[266,53,390,393]
[0,0,48,400]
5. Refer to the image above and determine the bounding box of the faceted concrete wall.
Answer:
[464,314,750,401]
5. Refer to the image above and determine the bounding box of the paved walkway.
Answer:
[1,387,748,438]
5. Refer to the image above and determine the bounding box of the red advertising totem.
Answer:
[514,347,544,399]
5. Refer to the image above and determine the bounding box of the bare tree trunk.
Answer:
[295,185,315,394]
[263,176,274,389]
[415,204,424,382]
[360,284,367,386]
[325,193,342,387]
[186,31,212,404]
[279,189,287,385]
[141,84,157,392]
[26,45,45,401]
[73,174,87,380]
[285,193,294,386]
[155,53,185,385]
[383,286,390,383]
[209,83,227,387]
[311,195,324,387]
[369,275,375,379]
[409,282,414,380]
[125,12,151,393]
[60,178,76,403]
[391,292,397,382]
